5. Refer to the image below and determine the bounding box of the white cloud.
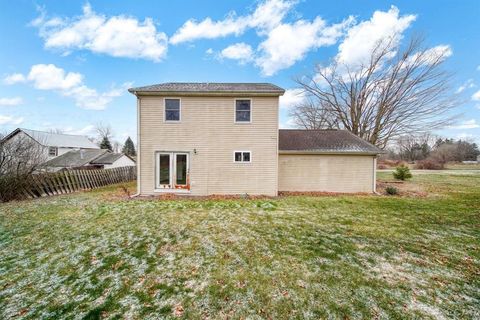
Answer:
[279,88,306,108]
[32,3,168,61]
[205,48,214,55]
[170,0,295,44]
[0,115,24,125]
[27,64,83,90]
[456,132,475,140]
[2,73,26,85]
[279,117,296,128]
[456,79,475,94]
[0,97,23,106]
[337,6,416,67]
[450,119,480,130]
[219,43,254,63]
[256,16,354,76]
[472,89,480,101]
[4,64,128,110]
[63,125,96,136]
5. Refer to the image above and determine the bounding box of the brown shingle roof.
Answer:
[279,129,384,154]
[128,82,285,95]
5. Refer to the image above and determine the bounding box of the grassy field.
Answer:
[1,173,479,319]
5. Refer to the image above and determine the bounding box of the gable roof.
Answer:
[3,128,99,149]
[90,152,127,164]
[128,82,285,96]
[42,149,108,168]
[42,149,133,168]
[279,129,384,155]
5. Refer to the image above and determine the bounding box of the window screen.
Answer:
[165,99,180,121]
[235,100,251,122]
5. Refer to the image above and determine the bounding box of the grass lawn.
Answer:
[1,173,479,319]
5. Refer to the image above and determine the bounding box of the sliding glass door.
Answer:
[156,152,189,190]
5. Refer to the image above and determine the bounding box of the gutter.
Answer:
[128,90,284,97]
[278,150,382,156]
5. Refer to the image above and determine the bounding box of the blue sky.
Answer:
[1,0,479,145]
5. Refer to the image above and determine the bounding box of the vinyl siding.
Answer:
[138,96,279,196]
[103,155,136,169]
[278,154,375,193]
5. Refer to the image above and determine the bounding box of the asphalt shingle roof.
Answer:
[42,149,108,168]
[20,128,99,149]
[279,129,384,154]
[90,153,125,164]
[128,82,285,95]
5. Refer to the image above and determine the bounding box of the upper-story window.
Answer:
[165,98,181,122]
[48,147,58,156]
[235,99,251,123]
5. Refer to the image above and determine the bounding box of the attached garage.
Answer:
[278,130,383,193]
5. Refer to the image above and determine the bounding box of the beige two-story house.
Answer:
[129,83,383,197]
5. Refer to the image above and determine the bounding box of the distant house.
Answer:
[1,128,99,161]
[41,149,135,171]
[129,82,384,196]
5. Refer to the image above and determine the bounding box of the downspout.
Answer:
[373,156,379,194]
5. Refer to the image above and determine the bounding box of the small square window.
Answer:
[234,151,251,163]
[235,100,251,122]
[48,147,58,156]
[165,99,180,121]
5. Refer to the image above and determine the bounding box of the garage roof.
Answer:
[279,129,384,154]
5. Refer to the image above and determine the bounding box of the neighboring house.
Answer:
[41,149,135,171]
[1,128,99,161]
[128,82,383,196]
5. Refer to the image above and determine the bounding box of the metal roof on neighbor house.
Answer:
[128,82,285,95]
[12,128,99,149]
[279,129,384,154]
[42,149,108,168]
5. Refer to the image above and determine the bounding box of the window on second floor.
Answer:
[235,99,251,123]
[165,98,181,122]
[48,147,58,156]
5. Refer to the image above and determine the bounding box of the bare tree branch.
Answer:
[291,35,459,148]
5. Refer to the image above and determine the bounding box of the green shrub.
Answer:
[393,165,412,181]
[385,186,399,195]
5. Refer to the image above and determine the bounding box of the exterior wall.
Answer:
[138,95,279,196]
[278,154,376,193]
[5,131,50,161]
[104,155,136,169]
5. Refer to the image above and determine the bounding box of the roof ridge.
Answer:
[21,128,91,138]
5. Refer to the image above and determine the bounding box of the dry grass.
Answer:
[1,173,479,319]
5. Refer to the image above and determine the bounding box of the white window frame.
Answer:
[154,151,190,193]
[164,97,181,123]
[234,98,252,124]
[233,151,252,163]
[48,146,58,156]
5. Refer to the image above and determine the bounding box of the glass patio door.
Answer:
[156,152,189,190]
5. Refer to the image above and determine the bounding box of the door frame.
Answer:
[154,151,190,192]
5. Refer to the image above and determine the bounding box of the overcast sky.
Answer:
[1,0,479,144]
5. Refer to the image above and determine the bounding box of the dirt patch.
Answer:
[376,180,428,197]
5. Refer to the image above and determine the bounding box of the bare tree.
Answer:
[293,36,458,148]
[95,122,113,141]
[395,133,436,162]
[0,133,47,201]
[48,128,65,134]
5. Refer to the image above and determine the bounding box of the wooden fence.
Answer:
[20,166,136,199]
